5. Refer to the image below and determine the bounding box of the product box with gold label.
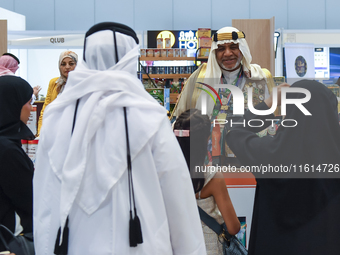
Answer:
[199,48,210,57]
[199,37,212,48]
[197,28,211,38]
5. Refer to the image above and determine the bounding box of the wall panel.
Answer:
[95,0,134,28]
[0,0,339,31]
[288,0,326,29]
[14,0,54,30]
[134,0,173,30]
[211,0,249,30]
[55,0,95,30]
[0,0,14,12]
[325,0,340,29]
[173,0,211,30]
[250,0,287,29]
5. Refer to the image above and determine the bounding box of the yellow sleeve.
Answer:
[37,78,58,136]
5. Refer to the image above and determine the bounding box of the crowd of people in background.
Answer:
[1,21,340,255]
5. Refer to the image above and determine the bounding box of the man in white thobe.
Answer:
[33,22,206,255]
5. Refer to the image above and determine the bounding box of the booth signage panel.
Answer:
[8,34,85,48]
[147,30,216,49]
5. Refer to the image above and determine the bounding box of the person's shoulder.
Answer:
[47,77,59,90]
[204,170,219,185]
[0,137,15,148]
[194,63,207,77]
[0,138,23,160]
[49,77,59,84]
[261,68,272,78]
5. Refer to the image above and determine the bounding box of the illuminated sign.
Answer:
[178,30,197,49]
[157,31,175,48]
[147,30,216,49]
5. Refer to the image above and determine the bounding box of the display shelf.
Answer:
[142,74,191,79]
[196,56,209,60]
[140,56,208,61]
[140,57,195,61]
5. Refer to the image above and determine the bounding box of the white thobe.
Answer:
[33,30,206,254]
[34,114,206,255]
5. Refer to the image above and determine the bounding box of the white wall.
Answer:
[0,7,25,30]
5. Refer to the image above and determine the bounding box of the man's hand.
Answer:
[33,85,42,98]
[264,83,290,108]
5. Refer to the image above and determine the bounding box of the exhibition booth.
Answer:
[2,9,340,248]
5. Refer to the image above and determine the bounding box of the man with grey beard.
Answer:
[172,26,275,167]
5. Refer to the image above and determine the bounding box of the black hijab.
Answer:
[0,75,35,140]
[227,79,340,229]
[231,79,340,173]
[275,79,340,167]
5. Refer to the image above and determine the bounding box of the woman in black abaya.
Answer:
[0,76,35,251]
[226,80,340,255]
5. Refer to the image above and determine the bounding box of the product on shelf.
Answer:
[197,28,211,38]
[198,37,212,48]
[21,139,28,153]
[27,105,37,135]
[327,85,340,97]
[165,37,171,48]
[140,48,191,58]
[154,49,160,57]
[197,28,212,58]
[146,88,170,111]
[198,48,210,57]
[157,37,163,48]
[146,49,154,57]
[28,139,39,164]
[170,80,185,94]
[167,49,174,57]
[161,49,167,57]
[141,65,196,75]
[21,138,39,165]
[180,49,187,57]
[273,76,285,86]
[174,49,180,58]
